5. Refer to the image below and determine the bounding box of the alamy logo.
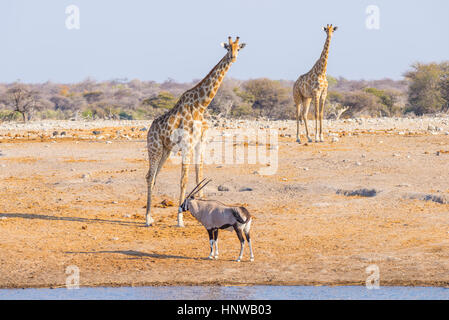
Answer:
[365,264,380,289]
[365,5,380,30]
[168,124,279,175]
[65,5,80,30]
[65,265,80,289]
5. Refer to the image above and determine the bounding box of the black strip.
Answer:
[0,300,442,319]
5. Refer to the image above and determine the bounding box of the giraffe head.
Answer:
[221,36,246,62]
[323,24,338,36]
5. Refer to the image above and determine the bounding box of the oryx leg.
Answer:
[213,229,219,259]
[234,225,245,262]
[207,229,215,260]
[244,228,254,262]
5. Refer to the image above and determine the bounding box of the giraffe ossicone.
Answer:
[144,37,246,227]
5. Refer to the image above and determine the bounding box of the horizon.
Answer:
[0,75,410,86]
[0,0,448,83]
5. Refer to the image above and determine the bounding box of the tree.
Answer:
[242,78,293,119]
[3,84,42,122]
[327,103,349,120]
[339,91,383,117]
[364,87,403,116]
[439,62,449,112]
[142,91,177,109]
[327,75,338,88]
[50,95,75,111]
[404,63,445,115]
[83,91,104,104]
[209,80,242,117]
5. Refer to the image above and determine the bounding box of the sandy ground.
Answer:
[0,117,448,289]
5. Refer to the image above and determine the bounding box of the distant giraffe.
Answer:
[144,37,246,227]
[293,24,337,143]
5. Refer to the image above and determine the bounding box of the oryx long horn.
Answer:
[186,178,208,199]
[191,179,212,198]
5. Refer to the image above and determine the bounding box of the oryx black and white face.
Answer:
[179,178,212,213]
[179,198,191,213]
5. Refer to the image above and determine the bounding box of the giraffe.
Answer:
[144,36,246,227]
[293,24,337,143]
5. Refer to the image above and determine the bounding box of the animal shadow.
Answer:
[0,212,143,227]
[65,250,204,261]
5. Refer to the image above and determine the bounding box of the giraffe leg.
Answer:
[301,98,312,142]
[295,101,302,143]
[145,138,165,227]
[153,148,171,188]
[319,90,327,142]
[314,94,320,143]
[178,148,192,227]
[194,137,205,197]
[145,161,158,227]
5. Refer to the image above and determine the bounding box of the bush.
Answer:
[404,62,446,115]
[38,109,67,120]
[142,91,177,109]
[119,111,133,120]
[81,109,93,119]
[83,91,104,104]
[1,64,448,121]
[230,103,253,117]
[242,78,293,119]
[0,110,22,121]
[364,87,403,116]
[339,91,383,117]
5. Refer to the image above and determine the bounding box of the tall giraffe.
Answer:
[145,36,246,227]
[293,24,337,143]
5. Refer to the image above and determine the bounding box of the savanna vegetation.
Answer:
[0,62,448,122]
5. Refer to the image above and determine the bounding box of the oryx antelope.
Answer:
[179,179,254,262]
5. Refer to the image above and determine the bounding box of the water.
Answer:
[1,285,448,300]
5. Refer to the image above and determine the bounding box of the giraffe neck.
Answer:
[183,52,234,113]
[312,34,332,76]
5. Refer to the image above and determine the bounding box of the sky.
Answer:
[0,0,448,83]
